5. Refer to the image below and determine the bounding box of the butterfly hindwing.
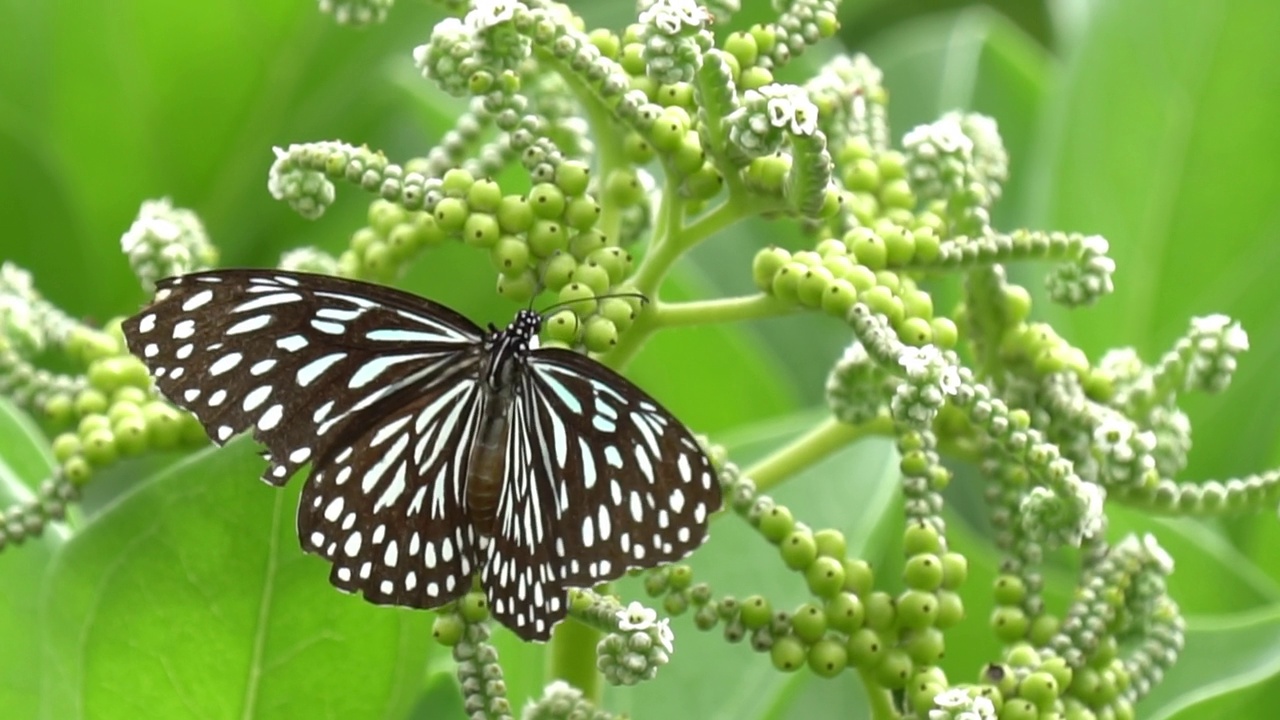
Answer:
[299,369,485,609]
[478,348,721,640]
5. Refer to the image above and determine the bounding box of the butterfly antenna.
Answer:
[537,291,650,317]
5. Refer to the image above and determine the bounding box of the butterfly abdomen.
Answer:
[466,397,509,535]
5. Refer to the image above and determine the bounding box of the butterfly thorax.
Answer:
[466,311,541,535]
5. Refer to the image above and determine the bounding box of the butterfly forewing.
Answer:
[121,270,484,486]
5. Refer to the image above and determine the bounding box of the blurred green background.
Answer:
[2,0,1279,718]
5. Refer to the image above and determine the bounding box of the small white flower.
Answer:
[789,94,819,136]
[1143,533,1175,574]
[655,618,675,654]
[1093,415,1133,450]
[765,94,795,130]
[466,0,521,31]
[971,696,997,717]
[899,345,942,379]
[1077,481,1107,539]
[1191,314,1231,335]
[939,365,962,396]
[759,84,819,136]
[616,601,658,631]
[1081,234,1110,256]
[1223,323,1250,353]
[932,688,971,709]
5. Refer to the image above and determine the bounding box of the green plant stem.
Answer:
[655,293,793,326]
[548,618,602,702]
[858,667,902,720]
[745,417,884,492]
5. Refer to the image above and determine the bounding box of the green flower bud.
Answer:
[582,316,619,352]
[741,595,772,630]
[931,317,959,349]
[432,197,469,234]
[873,649,913,689]
[808,638,848,678]
[544,311,579,344]
[780,527,818,570]
[81,427,118,467]
[895,590,938,630]
[555,160,591,197]
[529,183,567,220]
[460,591,489,622]
[805,557,846,599]
[897,316,933,346]
[570,261,611,295]
[441,168,475,197]
[564,195,602,230]
[496,269,537,304]
[431,614,465,646]
[903,554,944,592]
[843,559,874,596]
[991,606,1030,643]
[824,593,865,633]
[902,627,945,665]
[497,194,535,234]
[528,219,568,257]
[569,229,609,259]
[490,236,531,276]
[752,246,791,293]
[466,178,502,213]
[770,635,806,672]
[846,628,884,669]
[539,251,577,292]
[792,603,827,643]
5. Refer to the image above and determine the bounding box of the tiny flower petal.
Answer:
[616,601,658,631]
[655,618,675,653]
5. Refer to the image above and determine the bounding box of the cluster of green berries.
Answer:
[752,233,957,350]
[640,464,967,688]
[984,642,1140,720]
[339,165,642,353]
[430,592,516,720]
[45,325,204,486]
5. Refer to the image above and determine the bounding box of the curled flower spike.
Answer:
[639,0,710,35]
[119,198,217,292]
[762,84,819,136]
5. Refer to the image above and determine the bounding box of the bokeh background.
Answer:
[2,0,1279,718]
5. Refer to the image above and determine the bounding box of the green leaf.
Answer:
[1140,608,1280,720]
[0,399,63,717]
[39,440,436,719]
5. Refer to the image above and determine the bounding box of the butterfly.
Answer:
[121,269,721,641]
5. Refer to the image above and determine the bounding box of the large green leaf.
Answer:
[0,399,65,717]
[39,440,436,719]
